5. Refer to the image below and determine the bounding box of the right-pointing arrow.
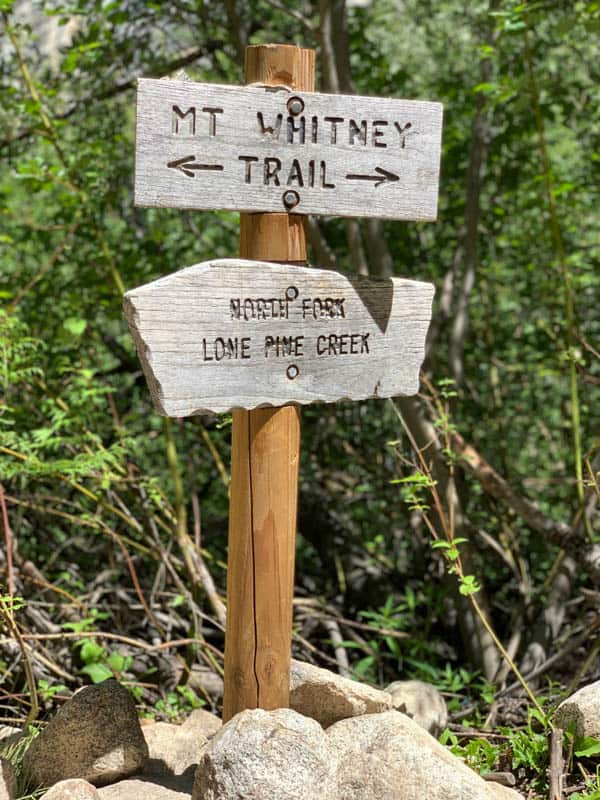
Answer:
[345,166,400,187]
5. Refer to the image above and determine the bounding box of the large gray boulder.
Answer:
[290,660,392,728]
[191,707,523,800]
[327,710,520,800]
[23,680,149,789]
[192,708,335,800]
[39,779,100,799]
[0,758,17,800]
[554,680,600,737]
[385,680,448,736]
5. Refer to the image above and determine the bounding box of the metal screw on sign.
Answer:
[282,190,300,210]
[287,96,304,115]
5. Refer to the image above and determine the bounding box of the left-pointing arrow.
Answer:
[167,155,224,178]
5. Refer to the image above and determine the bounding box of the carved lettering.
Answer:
[372,120,388,148]
[394,121,412,148]
[287,116,306,144]
[349,119,367,145]
[320,161,335,188]
[202,337,251,361]
[172,105,196,135]
[264,335,304,358]
[264,157,282,185]
[316,333,370,356]
[287,159,304,187]
[238,155,259,183]
[301,297,345,319]
[201,106,223,137]
[230,296,290,320]
[237,157,335,189]
[311,116,318,143]
[257,112,283,138]
[324,116,344,144]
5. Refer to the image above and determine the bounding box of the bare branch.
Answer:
[451,431,600,584]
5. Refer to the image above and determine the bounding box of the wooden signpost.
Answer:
[127,43,442,722]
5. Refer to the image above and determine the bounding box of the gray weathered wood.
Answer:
[124,259,434,416]
[135,78,443,220]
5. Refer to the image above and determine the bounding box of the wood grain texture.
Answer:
[222,404,300,721]
[239,213,306,262]
[134,78,443,220]
[222,45,311,722]
[245,44,315,92]
[122,258,435,416]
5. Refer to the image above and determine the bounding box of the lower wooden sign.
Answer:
[123,259,434,416]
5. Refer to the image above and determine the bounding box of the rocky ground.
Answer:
[1,664,599,800]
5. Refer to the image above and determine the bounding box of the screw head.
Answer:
[287,96,305,115]
[282,190,300,210]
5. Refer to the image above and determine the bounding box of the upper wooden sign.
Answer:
[135,79,443,220]
[123,259,434,416]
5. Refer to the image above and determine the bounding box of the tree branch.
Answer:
[451,431,600,584]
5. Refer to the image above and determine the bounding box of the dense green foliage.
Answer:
[1,1,599,796]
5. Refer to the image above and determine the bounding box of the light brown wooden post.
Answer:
[222,44,315,722]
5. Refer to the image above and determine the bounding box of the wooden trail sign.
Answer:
[135,78,443,220]
[128,42,442,721]
[123,259,434,417]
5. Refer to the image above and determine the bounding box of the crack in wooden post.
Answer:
[222,44,314,722]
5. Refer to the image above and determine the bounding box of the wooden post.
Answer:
[222,44,315,722]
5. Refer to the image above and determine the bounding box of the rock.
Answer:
[0,727,22,752]
[98,778,191,800]
[0,757,17,800]
[189,705,523,800]
[290,660,392,728]
[143,720,203,781]
[327,710,514,800]
[142,709,221,788]
[554,680,600,737]
[486,785,525,800]
[385,679,448,736]
[192,708,335,800]
[23,679,149,789]
[0,726,20,744]
[39,779,100,799]
[181,710,221,740]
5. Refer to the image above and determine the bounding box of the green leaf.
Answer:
[80,662,113,683]
[80,639,105,663]
[107,652,131,673]
[575,736,600,758]
[459,575,481,596]
[63,318,87,337]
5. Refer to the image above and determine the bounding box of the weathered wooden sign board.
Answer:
[124,259,434,416]
[135,78,443,220]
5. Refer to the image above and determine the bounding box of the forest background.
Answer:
[1,1,599,798]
